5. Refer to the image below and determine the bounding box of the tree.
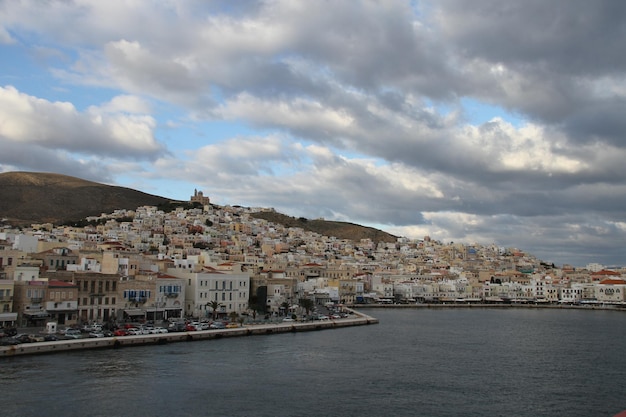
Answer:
[229,311,239,324]
[207,300,221,320]
[298,298,314,316]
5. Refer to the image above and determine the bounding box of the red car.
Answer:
[113,329,129,336]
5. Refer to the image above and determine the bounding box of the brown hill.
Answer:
[0,171,173,225]
[249,211,398,244]
[0,171,398,244]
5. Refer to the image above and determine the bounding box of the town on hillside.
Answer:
[0,190,625,331]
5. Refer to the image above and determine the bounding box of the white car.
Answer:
[152,327,168,334]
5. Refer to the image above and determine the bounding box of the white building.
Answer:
[167,268,250,318]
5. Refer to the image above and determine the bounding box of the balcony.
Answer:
[165,292,180,298]
[0,296,12,301]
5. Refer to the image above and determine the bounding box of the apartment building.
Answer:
[167,267,250,318]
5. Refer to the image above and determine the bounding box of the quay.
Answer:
[0,310,378,358]
[356,302,626,311]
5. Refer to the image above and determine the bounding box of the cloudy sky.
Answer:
[1,1,625,267]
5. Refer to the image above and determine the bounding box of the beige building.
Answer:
[47,270,120,323]
[13,280,48,326]
[0,279,17,326]
[45,280,79,325]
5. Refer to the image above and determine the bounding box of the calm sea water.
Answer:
[2,308,626,417]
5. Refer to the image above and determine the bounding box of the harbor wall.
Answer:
[1,311,378,358]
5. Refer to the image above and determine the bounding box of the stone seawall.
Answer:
[1,311,379,358]
[355,303,626,311]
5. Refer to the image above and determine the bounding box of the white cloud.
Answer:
[2,0,626,265]
[0,86,164,158]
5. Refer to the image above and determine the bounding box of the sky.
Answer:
[1,1,625,267]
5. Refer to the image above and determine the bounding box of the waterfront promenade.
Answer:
[0,310,378,358]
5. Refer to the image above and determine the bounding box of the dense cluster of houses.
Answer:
[0,191,624,329]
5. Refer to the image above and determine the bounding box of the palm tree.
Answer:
[207,300,221,320]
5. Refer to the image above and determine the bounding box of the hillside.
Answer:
[0,171,398,244]
[249,211,398,244]
[0,171,174,225]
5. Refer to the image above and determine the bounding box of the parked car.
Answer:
[63,328,82,339]
[89,331,105,338]
[209,322,225,329]
[0,337,19,346]
[113,329,129,336]
[127,328,142,335]
[0,327,17,337]
[282,317,295,322]
[15,334,34,343]
[167,322,186,332]
[43,334,58,341]
[152,327,168,334]
[184,324,198,331]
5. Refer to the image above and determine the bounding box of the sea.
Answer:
[2,307,626,417]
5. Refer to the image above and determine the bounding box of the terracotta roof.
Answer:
[594,269,621,276]
[599,278,626,285]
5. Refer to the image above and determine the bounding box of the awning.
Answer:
[0,312,17,321]
[24,311,50,318]
[124,309,145,316]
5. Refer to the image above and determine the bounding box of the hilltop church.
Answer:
[190,189,210,206]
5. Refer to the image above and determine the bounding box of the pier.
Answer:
[0,310,378,358]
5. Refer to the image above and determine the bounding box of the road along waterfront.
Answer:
[0,309,378,357]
